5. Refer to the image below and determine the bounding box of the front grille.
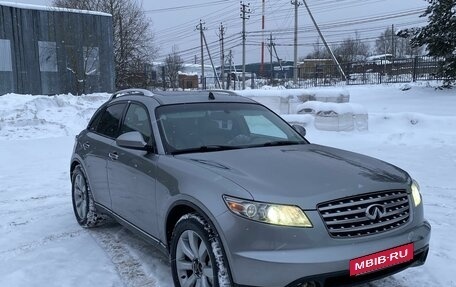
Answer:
[317,190,410,238]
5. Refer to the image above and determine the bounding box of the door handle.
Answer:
[108,152,119,161]
[82,142,90,150]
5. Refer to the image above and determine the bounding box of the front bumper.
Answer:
[282,245,428,287]
[216,211,431,287]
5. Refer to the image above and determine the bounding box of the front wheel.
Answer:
[170,214,232,287]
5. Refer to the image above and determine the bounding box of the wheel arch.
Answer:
[166,200,234,285]
[70,153,87,177]
[70,159,81,177]
[165,200,225,252]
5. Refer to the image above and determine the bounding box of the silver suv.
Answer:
[70,89,430,287]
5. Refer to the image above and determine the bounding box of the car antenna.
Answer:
[208,92,215,100]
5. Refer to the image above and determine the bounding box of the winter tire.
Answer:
[171,214,232,287]
[71,165,107,228]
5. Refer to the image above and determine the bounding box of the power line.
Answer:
[152,2,427,64]
[144,1,234,13]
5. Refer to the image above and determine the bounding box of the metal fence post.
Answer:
[251,72,255,89]
[412,56,418,82]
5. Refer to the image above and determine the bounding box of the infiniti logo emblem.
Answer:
[365,204,387,220]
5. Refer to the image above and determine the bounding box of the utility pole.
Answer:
[240,2,251,90]
[218,23,226,89]
[391,24,395,58]
[196,20,206,89]
[302,0,346,81]
[161,66,166,91]
[291,0,301,84]
[260,0,265,76]
[227,49,233,90]
[269,33,273,85]
[202,29,221,88]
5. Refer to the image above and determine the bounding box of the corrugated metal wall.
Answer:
[0,4,115,95]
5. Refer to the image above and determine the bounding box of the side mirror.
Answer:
[292,124,306,137]
[116,131,148,150]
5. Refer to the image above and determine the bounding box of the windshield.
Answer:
[155,102,307,154]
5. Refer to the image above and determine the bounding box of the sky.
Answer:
[4,0,429,65]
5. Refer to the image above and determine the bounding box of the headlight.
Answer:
[223,196,313,228]
[411,179,422,207]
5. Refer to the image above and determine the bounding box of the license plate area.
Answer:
[350,243,414,276]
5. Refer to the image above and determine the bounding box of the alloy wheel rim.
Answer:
[176,230,214,287]
[73,174,88,220]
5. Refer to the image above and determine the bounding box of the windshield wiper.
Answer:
[172,145,241,155]
[250,140,303,148]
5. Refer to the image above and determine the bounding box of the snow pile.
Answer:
[312,89,350,103]
[297,101,367,114]
[238,87,349,101]
[296,101,368,131]
[238,87,356,131]
[237,87,350,115]
[0,93,109,140]
[282,114,314,127]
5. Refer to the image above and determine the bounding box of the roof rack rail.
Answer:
[207,89,240,97]
[110,88,154,100]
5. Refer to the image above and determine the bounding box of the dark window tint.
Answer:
[156,102,306,153]
[95,103,126,138]
[120,103,153,143]
[88,107,105,131]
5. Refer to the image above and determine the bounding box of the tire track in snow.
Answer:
[89,225,159,287]
[0,229,84,260]
[0,200,67,216]
[0,192,68,205]
[1,210,72,233]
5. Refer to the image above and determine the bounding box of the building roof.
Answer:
[0,1,111,17]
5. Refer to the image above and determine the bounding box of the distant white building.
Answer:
[152,62,217,88]
[367,54,393,64]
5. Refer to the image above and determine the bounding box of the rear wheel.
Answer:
[171,214,232,287]
[71,165,107,228]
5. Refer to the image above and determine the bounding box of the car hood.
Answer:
[176,144,410,209]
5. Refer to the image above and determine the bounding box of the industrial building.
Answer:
[0,2,115,95]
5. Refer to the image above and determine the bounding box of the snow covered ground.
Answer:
[0,83,455,286]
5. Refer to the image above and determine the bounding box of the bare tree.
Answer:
[334,35,370,63]
[164,47,184,90]
[375,27,393,56]
[53,0,157,89]
[304,35,369,63]
[303,38,332,59]
[376,27,423,58]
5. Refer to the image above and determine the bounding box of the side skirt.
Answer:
[95,203,170,258]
